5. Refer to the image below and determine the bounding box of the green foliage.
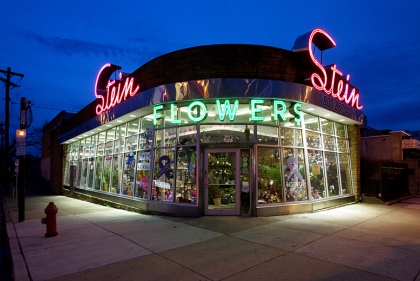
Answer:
[258,163,282,184]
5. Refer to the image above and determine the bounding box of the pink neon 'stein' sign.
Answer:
[295,28,363,110]
[94,63,140,115]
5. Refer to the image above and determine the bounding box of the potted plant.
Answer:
[221,193,231,204]
[102,167,110,192]
[209,185,221,205]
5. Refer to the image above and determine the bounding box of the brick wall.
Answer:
[41,111,74,194]
[131,44,312,90]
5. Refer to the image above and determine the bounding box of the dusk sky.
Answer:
[1,1,420,134]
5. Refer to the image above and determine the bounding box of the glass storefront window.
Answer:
[176,144,197,203]
[105,141,113,155]
[93,156,103,190]
[163,108,178,127]
[125,134,138,152]
[80,158,88,187]
[201,124,250,143]
[152,148,175,202]
[62,100,354,210]
[155,128,177,147]
[320,118,334,135]
[114,137,124,154]
[257,147,282,204]
[335,123,346,137]
[114,125,125,153]
[106,127,115,141]
[139,130,153,150]
[308,150,326,199]
[136,150,151,199]
[122,152,136,196]
[179,125,197,143]
[257,126,278,145]
[98,131,106,144]
[64,165,70,185]
[111,154,124,194]
[323,135,336,151]
[281,128,303,147]
[306,131,322,149]
[127,119,139,136]
[115,124,126,139]
[87,158,94,188]
[75,159,82,187]
[90,135,97,157]
[283,148,307,202]
[97,143,104,156]
[338,153,352,194]
[78,140,84,159]
[141,115,154,131]
[304,114,319,131]
[325,152,339,197]
[103,156,112,192]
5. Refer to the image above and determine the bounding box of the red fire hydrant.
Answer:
[41,202,58,237]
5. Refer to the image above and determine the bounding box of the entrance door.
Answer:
[204,148,240,215]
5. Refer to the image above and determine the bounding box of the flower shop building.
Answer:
[56,29,363,217]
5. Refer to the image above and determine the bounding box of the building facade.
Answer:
[52,29,364,216]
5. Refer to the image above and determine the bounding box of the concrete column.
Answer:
[348,125,361,202]
[390,132,404,160]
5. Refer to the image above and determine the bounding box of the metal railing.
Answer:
[361,159,416,201]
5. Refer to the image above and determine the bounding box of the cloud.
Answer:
[22,30,163,62]
[127,36,169,45]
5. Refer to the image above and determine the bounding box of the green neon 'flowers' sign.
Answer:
[153,99,302,125]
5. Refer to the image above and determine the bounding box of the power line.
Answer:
[31,104,77,113]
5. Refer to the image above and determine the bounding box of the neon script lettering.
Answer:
[308,29,363,109]
[95,63,140,115]
[153,99,302,124]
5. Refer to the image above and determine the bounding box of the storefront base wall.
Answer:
[63,187,200,217]
[63,187,355,217]
[256,195,355,217]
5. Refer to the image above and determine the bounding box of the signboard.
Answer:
[402,139,420,150]
[293,28,363,110]
[94,63,140,115]
[311,164,321,175]
[16,129,26,156]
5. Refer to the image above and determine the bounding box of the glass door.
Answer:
[204,148,240,215]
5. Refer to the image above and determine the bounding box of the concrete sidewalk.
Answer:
[3,195,420,281]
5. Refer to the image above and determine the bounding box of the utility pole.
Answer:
[17,97,27,222]
[0,67,24,195]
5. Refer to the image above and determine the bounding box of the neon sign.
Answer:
[294,29,363,110]
[153,99,302,124]
[94,63,140,115]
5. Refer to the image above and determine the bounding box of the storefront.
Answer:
[58,28,364,216]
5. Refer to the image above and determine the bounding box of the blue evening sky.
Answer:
[1,1,419,133]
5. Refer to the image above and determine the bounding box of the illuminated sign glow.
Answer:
[187,101,207,122]
[153,99,302,125]
[295,29,363,110]
[95,63,140,115]
[216,99,238,121]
